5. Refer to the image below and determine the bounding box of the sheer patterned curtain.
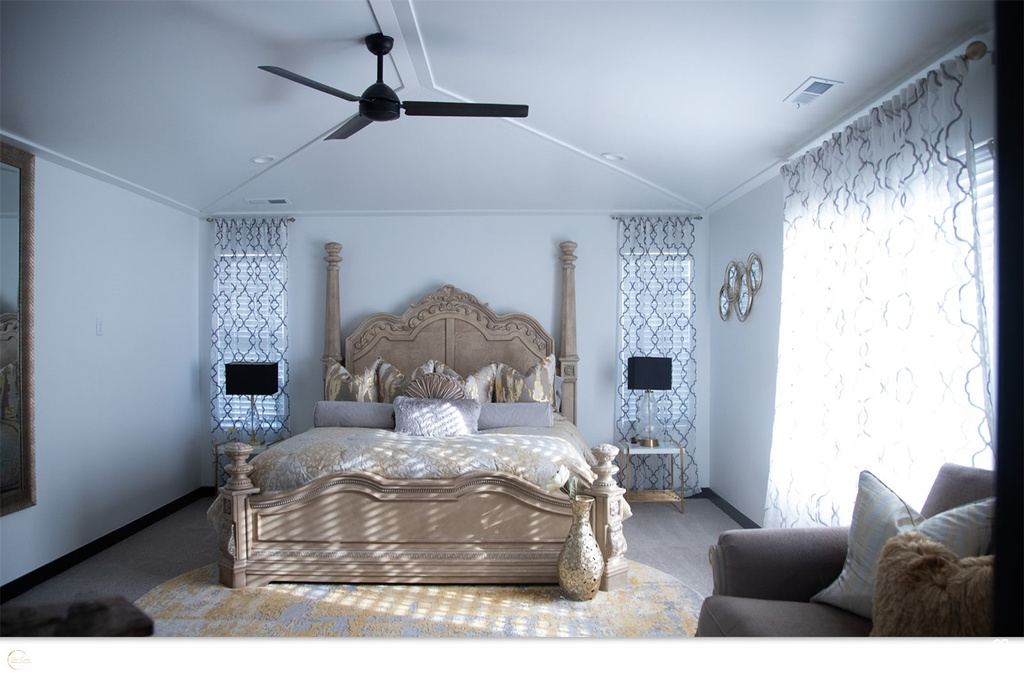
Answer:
[210,218,290,483]
[764,57,995,528]
[616,216,700,496]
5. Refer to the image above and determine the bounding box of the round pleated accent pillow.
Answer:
[403,372,465,400]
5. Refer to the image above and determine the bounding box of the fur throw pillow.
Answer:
[871,531,993,637]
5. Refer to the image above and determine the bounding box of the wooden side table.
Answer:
[620,442,685,513]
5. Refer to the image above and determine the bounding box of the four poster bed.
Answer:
[209,241,630,590]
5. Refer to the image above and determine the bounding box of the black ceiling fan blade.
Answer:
[259,66,363,104]
[325,114,373,140]
[401,101,529,118]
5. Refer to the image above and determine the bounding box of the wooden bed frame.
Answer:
[214,241,629,590]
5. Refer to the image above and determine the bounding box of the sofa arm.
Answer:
[709,526,850,602]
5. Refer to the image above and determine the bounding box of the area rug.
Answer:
[134,561,701,637]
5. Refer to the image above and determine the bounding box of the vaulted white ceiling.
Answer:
[0,0,994,218]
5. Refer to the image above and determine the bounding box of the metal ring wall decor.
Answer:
[719,253,763,322]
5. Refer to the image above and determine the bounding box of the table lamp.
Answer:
[225,362,279,446]
[627,356,672,447]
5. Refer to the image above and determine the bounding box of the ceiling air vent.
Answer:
[244,198,291,206]
[784,77,843,107]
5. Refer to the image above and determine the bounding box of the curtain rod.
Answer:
[610,214,703,220]
[206,217,295,222]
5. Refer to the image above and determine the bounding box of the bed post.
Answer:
[558,241,579,425]
[218,443,259,588]
[323,242,344,383]
[588,443,630,591]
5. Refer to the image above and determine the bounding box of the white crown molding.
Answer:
[0,130,203,218]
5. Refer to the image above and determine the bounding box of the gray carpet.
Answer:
[2,495,740,609]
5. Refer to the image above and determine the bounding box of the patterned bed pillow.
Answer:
[494,355,556,405]
[462,364,496,403]
[393,396,481,437]
[324,359,380,402]
[376,359,405,403]
[409,360,461,382]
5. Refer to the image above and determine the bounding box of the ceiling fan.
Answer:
[260,33,529,140]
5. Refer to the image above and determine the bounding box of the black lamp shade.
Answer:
[225,362,279,396]
[627,357,672,391]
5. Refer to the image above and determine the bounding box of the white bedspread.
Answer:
[248,416,596,494]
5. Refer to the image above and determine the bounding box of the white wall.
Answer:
[0,158,202,584]
[708,176,784,524]
[201,214,712,491]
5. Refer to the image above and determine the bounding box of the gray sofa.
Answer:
[695,463,995,636]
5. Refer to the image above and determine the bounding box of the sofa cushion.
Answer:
[919,462,996,517]
[697,595,872,637]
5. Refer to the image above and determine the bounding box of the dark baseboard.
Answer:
[700,488,761,529]
[1,487,216,603]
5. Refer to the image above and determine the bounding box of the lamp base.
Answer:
[638,438,659,447]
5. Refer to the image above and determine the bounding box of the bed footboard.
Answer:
[214,443,629,590]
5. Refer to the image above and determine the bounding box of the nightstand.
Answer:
[620,442,685,513]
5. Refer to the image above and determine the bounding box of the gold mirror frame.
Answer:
[1,141,36,515]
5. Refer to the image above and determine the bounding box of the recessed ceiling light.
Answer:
[250,155,277,164]
[601,152,626,162]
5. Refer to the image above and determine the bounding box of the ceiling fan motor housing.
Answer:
[360,81,401,121]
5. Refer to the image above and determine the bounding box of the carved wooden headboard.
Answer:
[345,285,554,380]
[321,241,580,424]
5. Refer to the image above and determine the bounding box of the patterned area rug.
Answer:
[134,561,701,637]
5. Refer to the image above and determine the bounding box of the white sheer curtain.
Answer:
[764,57,995,527]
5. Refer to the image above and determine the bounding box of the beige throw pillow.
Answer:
[871,531,993,636]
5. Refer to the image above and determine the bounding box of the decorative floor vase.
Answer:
[557,495,605,601]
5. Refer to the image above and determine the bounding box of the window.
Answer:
[210,218,290,460]
[616,216,700,496]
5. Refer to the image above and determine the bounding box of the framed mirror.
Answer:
[1,142,36,515]
[736,270,753,322]
[747,253,763,294]
[718,284,731,321]
[725,261,741,300]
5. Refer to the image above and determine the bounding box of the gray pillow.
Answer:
[312,401,395,429]
[393,396,480,437]
[478,401,554,429]
[811,470,996,619]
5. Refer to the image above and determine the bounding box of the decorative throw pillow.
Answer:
[493,362,525,403]
[312,401,395,429]
[393,396,481,437]
[871,531,993,637]
[409,360,461,382]
[376,358,405,403]
[477,402,553,429]
[404,373,466,400]
[494,355,557,405]
[462,364,496,403]
[324,359,380,402]
[811,470,996,619]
